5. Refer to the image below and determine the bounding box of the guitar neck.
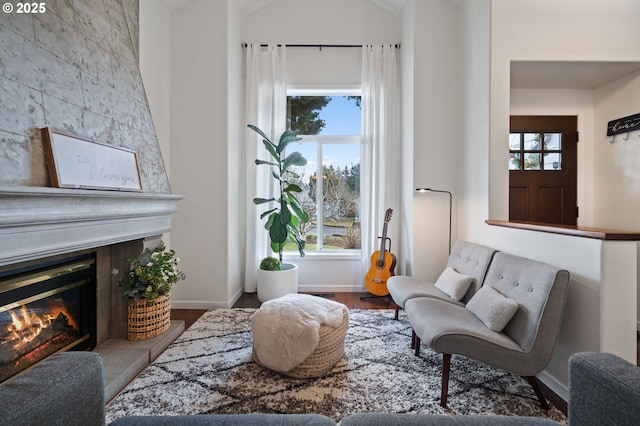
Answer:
[377,223,389,262]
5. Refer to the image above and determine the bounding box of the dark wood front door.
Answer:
[509,115,578,226]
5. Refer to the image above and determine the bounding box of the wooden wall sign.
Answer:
[41,128,142,191]
[606,112,640,136]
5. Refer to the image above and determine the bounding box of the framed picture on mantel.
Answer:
[41,128,142,192]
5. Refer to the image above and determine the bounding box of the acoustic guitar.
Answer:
[364,208,397,296]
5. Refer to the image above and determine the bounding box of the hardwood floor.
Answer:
[170,308,207,329]
[171,292,569,415]
[170,292,394,329]
[232,291,396,309]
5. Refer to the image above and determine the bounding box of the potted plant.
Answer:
[116,241,186,340]
[248,124,309,302]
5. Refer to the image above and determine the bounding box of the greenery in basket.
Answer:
[116,242,186,301]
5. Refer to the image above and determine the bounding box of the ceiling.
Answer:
[161,0,407,16]
[510,61,640,89]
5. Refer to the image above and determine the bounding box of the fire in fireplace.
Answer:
[0,255,96,383]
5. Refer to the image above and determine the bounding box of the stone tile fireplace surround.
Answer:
[0,186,183,400]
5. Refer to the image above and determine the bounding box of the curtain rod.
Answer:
[242,43,400,50]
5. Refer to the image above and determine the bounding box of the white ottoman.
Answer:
[251,294,349,379]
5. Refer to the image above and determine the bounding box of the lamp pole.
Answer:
[415,188,452,254]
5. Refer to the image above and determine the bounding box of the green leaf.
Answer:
[285,170,300,179]
[259,207,277,219]
[253,197,275,205]
[280,198,291,225]
[288,196,309,222]
[269,216,288,243]
[272,170,282,181]
[262,140,279,161]
[284,183,302,193]
[282,151,306,172]
[248,124,272,145]
[265,213,276,230]
[289,228,306,257]
[276,129,302,154]
[255,159,278,167]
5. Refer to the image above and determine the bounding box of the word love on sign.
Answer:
[607,112,640,136]
[42,128,142,191]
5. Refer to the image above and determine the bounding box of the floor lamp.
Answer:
[415,188,452,254]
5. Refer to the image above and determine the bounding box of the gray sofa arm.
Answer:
[0,351,106,426]
[569,352,640,426]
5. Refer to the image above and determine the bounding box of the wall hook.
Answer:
[609,135,616,144]
[622,132,630,141]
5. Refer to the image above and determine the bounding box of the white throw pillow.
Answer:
[466,285,519,332]
[434,267,475,301]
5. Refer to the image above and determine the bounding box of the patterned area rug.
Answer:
[105,308,567,424]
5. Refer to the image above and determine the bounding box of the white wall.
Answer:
[139,0,171,181]
[169,0,231,308]
[454,0,640,398]
[227,1,245,305]
[139,0,172,247]
[409,0,459,282]
[593,71,640,230]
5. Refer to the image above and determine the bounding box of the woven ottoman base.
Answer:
[251,295,349,379]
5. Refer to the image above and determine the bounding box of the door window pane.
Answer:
[524,153,541,170]
[509,153,521,170]
[509,133,521,150]
[524,133,541,150]
[544,153,562,170]
[544,133,561,150]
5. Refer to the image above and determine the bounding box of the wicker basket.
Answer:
[127,294,171,341]
[252,308,349,379]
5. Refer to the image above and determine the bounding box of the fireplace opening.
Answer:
[0,254,96,383]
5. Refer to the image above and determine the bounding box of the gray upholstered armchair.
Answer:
[387,241,497,320]
[406,252,570,408]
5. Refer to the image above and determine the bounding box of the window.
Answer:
[509,132,562,171]
[285,92,362,253]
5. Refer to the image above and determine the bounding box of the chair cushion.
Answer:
[466,285,519,332]
[434,267,475,301]
[387,276,464,309]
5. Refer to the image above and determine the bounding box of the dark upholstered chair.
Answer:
[406,252,570,408]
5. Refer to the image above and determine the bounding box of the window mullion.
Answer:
[316,141,323,250]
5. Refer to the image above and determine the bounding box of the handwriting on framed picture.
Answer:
[41,128,142,191]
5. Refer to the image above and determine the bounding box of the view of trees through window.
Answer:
[285,95,361,252]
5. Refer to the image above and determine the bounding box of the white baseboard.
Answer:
[170,300,229,309]
[298,284,366,293]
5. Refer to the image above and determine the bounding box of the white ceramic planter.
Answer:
[256,263,298,303]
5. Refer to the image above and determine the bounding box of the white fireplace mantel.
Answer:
[0,186,184,267]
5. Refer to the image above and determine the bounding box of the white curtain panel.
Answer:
[244,44,287,293]
[360,45,401,281]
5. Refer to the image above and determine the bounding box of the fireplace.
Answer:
[0,254,96,383]
[0,186,183,397]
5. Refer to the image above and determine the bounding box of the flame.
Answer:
[4,302,77,349]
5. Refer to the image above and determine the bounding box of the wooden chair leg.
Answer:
[394,304,399,320]
[441,354,451,408]
[413,331,421,356]
[525,376,549,409]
